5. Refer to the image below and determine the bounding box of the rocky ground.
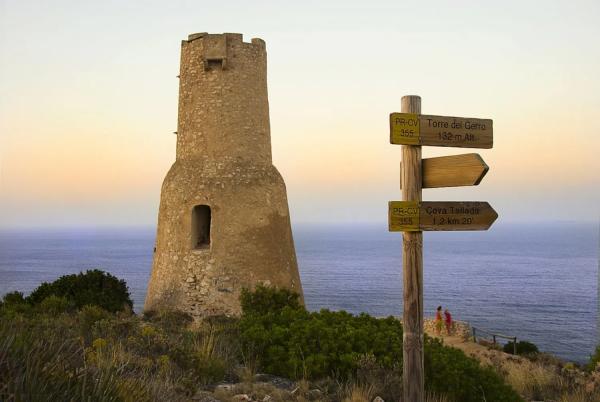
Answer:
[191,373,363,402]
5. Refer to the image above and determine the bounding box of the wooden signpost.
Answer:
[389,201,498,231]
[389,96,496,402]
[401,153,489,189]
[390,113,493,148]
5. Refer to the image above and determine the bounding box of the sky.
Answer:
[0,0,599,228]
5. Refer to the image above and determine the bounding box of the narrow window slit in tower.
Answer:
[192,205,211,249]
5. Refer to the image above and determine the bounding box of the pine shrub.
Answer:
[426,337,522,401]
[503,340,539,356]
[239,286,522,401]
[586,345,600,372]
[27,269,132,312]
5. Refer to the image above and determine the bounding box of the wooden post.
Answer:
[401,95,424,402]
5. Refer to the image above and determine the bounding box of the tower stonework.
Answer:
[145,32,303,317]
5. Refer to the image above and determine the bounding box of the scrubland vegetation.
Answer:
[0,270,598,401]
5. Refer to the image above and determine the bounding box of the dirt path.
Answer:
[425,329,523,367]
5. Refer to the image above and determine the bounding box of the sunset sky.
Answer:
[1,0,599,228]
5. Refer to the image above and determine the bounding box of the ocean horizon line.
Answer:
[0,219,598,232]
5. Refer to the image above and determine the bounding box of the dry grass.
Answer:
[504,359,559,398]
[559,388,589,402]
[340,386,449,402]
[559,388,600,402]
[425,391,450,402]
[341,383,375,402]
[501,358,600,402]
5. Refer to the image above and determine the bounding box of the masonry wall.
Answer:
[145,33,303,318]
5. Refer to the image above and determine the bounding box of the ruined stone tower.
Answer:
[145,32,303,317]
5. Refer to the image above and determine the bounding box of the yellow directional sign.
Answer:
[389,113,420,145]
[389,201,498,232]
[400,153,489,189]
[388,201,420,231]
[390,113,493,148]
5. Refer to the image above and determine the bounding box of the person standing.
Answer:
[435,306,443,335]
[444,308,453,335]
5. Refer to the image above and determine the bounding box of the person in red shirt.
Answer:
[444,309,453,335]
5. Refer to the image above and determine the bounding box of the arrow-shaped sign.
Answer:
[388,201,498,232]
[401,153,489,189]
[390,113,493,148]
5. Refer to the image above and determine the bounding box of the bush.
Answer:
[38,295,72,315]
[503,340,539,356]
[193,355,227,384]
[143,309,193,332]
[79,305,111,343]
[240,286,402,380]
[2,291,26,305]
[240,285,302,315]
[426,337,522,401]
[586,344,600,371]
[0,291,33,316]
[240,286,522,401]
[27,269,132,312]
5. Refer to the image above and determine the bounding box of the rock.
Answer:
[253,373,295,390]
[373,397,385,402]
[214,383,235,393]
[232,395,251,401]
[191,390,221,401]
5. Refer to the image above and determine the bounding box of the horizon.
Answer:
[0,219,598,231]
[1,0,599,228]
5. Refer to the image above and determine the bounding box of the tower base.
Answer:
[145,158,303,318]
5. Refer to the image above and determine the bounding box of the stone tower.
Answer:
[145,32,303,318]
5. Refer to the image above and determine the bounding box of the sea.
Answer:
[0,222,597,363]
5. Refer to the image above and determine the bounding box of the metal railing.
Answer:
[472,326,517,355]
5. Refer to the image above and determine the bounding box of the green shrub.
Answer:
[239,286,521,401]
[92,314,138,341]
[426,337,522,402]
[586,345,600,371]
[240,286,402,380]
[1,291,34,316]
[143,309,193,332]
[38,295,72,315]
[27,269,132,312]
[78,305,111,343]
[193,355,227,384]
[503,340,539,356]
[240,285,302,316]
[2,291,26,305]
